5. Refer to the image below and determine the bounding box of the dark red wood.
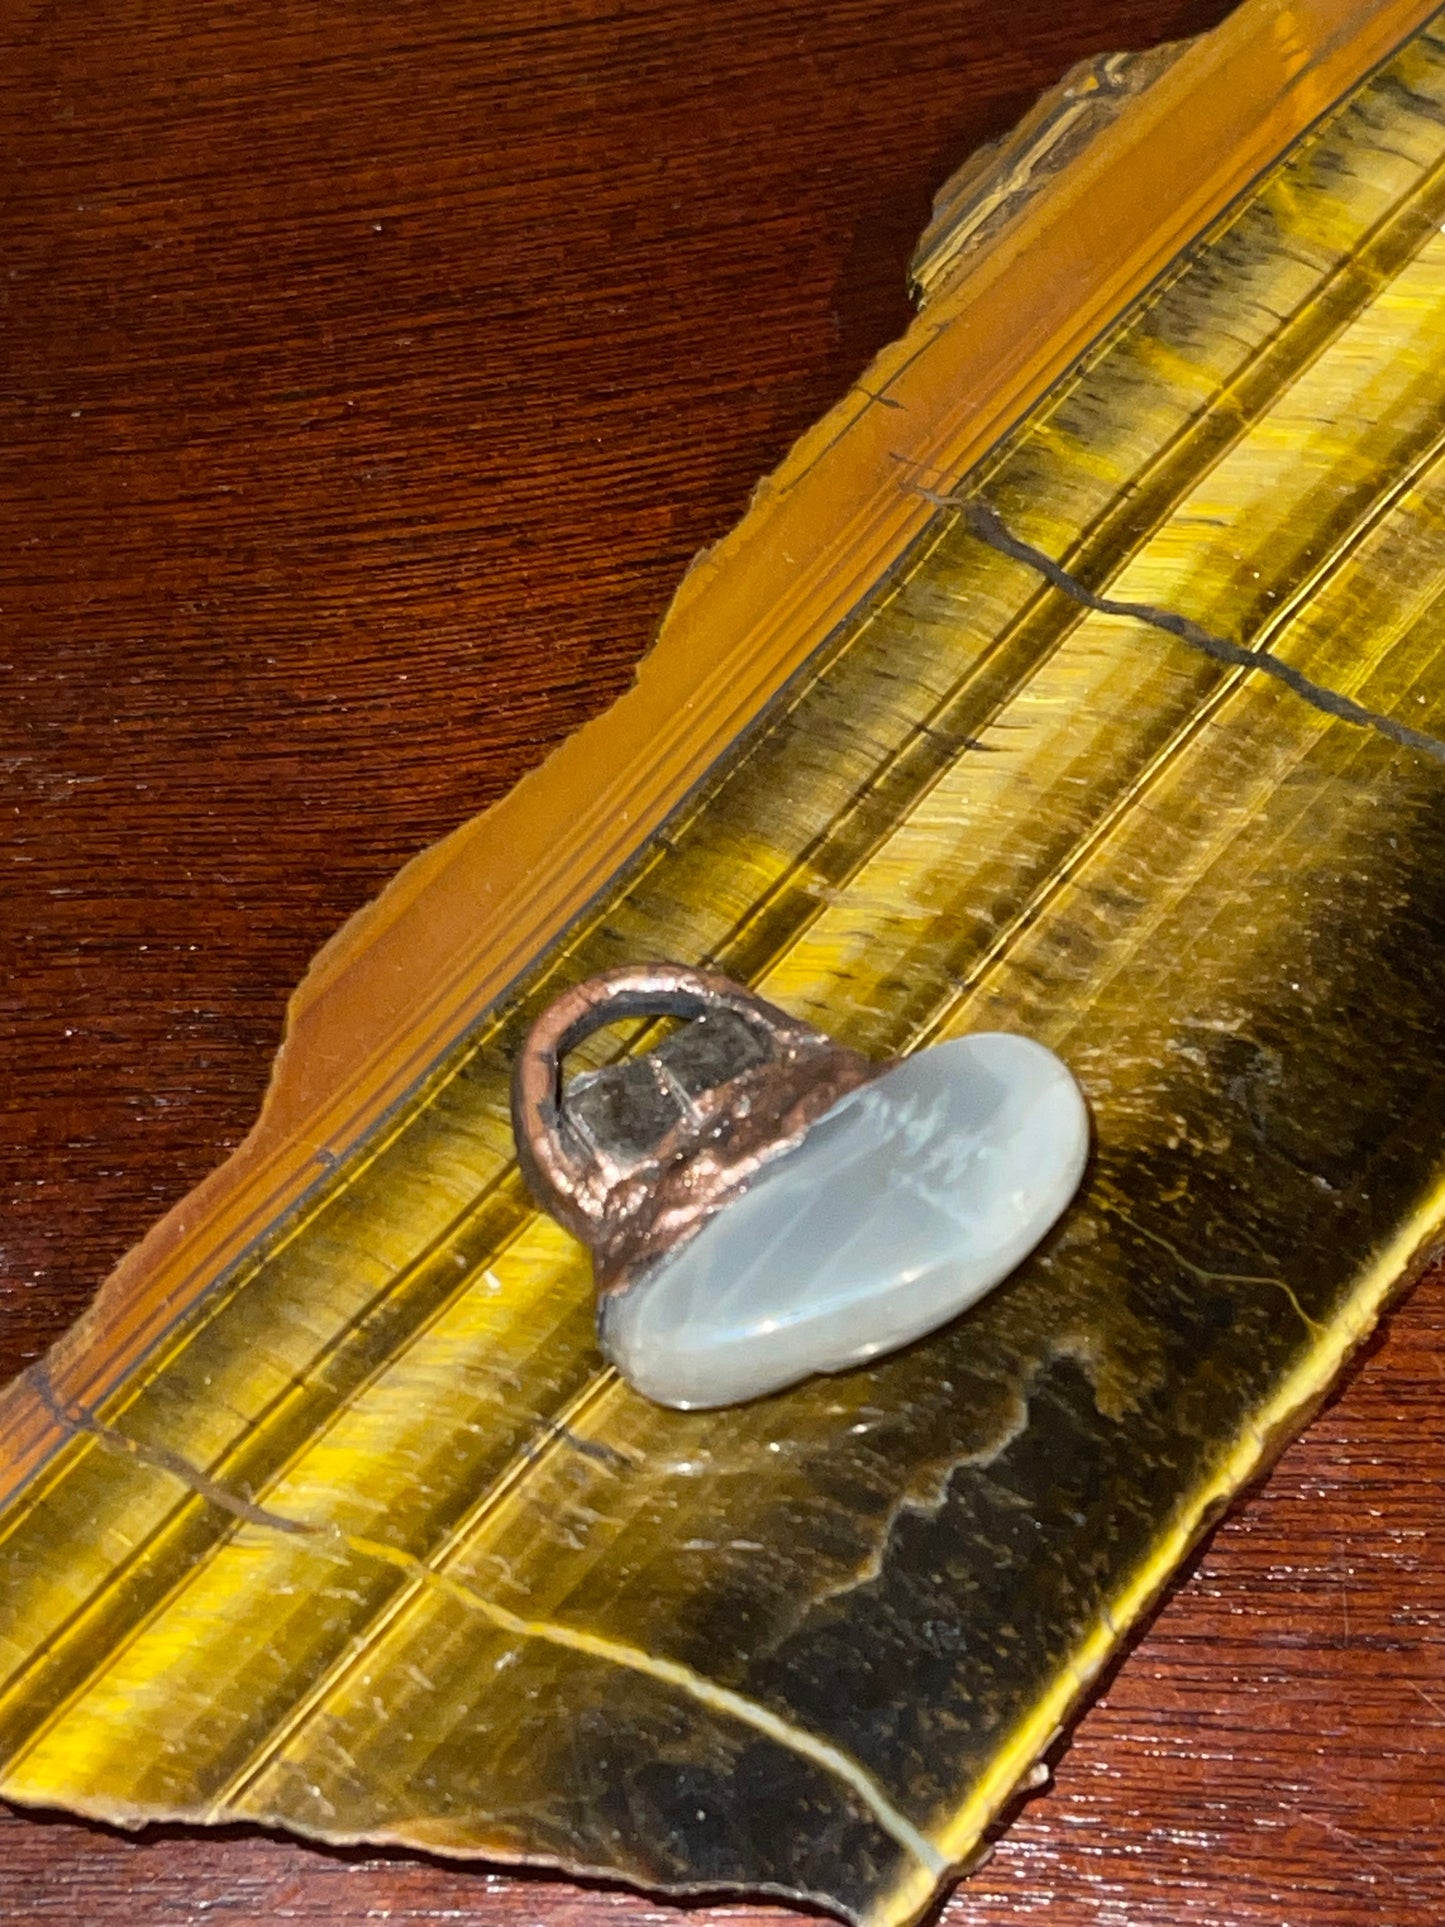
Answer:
[6,2,1441,1922]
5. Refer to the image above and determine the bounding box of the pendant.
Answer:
[512,965,1089,1409]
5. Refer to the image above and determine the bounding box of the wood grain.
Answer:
[3,1,1440,1922]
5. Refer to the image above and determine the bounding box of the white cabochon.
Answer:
[601,1032,1090,1409]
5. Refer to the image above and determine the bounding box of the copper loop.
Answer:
[511,963,886,1296]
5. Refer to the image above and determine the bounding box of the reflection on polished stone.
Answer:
[601,1034,1090,1408]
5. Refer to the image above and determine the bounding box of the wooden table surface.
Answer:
[4,1,1443,1920]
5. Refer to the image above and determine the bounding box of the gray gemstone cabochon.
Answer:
[601,1033,1091,1408]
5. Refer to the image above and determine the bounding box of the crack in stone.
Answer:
[1106,1209,1325,1338]
[922,489,1445,766]
[25,1364,947,1880]
[802,1387,1033,1622]
[29,1369,320,1538]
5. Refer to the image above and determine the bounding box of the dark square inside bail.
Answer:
[565,1008,773,1169]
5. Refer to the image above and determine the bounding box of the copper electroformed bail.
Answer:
[511,963,889,1298]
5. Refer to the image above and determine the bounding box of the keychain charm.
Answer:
[512,964,1089,1409]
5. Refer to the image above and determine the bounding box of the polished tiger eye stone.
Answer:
[600,1033,1090,1409]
